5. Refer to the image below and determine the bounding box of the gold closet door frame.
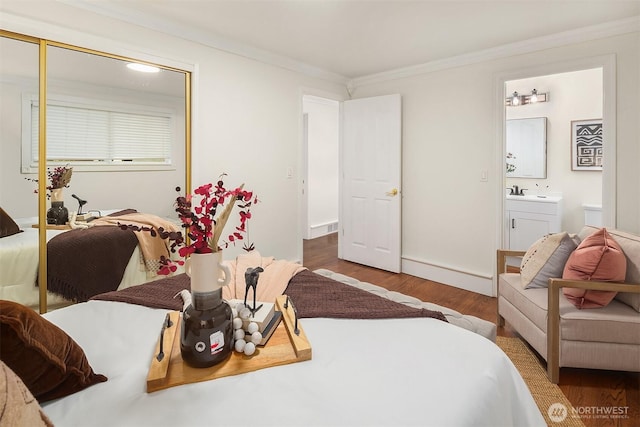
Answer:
[0,30,192,313]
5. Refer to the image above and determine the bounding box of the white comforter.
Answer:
[41,301,545,427]
[0,216,156,309]
[0,218,68,307]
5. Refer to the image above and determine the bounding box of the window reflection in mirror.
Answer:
[44,45,187,218]
[506,117,547,179]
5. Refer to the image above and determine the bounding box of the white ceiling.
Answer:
[54,0,640,80]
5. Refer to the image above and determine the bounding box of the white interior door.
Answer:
[341,94,401,273]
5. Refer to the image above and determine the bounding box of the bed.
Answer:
[27,269,545,426]
[0,211,179,309]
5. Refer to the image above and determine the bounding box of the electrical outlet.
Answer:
[480,170,488,182]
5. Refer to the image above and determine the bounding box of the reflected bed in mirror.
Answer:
[506,117,547,179]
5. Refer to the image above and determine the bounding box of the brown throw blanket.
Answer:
[91,270,448,323]
[47,225,138,302]
[285,270,448,322]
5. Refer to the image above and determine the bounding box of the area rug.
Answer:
[497,336,586,427]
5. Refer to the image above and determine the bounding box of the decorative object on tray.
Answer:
[120,174,258,276]
[180,250,233,368]
[229,266,283,354]
[166,175,258,368]
[46,167,72,225]
[47,187,68,225]
[146,295,311,393]
[71,193,88,214]
[180,286,234,368]
[26,165,73,225]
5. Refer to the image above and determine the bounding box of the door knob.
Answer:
[386,188,398,196]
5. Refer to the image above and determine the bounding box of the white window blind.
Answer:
[29,100,173,168]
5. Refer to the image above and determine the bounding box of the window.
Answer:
[22,94,175,172]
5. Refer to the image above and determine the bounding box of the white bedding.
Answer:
[41,300,545,426]
[0,217,154,309]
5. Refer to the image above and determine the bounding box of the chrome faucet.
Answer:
[508,185,527,196]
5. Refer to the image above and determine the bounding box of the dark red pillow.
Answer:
[0,300,107,402]
[562,228,627,309]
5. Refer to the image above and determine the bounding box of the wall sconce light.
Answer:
[506,89,548,106]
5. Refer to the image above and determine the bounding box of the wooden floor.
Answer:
[303,233,639,427]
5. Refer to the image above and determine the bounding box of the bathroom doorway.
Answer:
[504,68,603,240]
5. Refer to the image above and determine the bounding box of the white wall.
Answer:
[2,3,637,296]
[352,32,639,295]
[505,68,603,234]
[302,95,339,239]
[0,1,347,262]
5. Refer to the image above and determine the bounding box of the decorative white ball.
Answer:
[234,329,245,340]
[239,308,251,320]
[235,302,245,311]
[233,317,243,330]
[251,331,263,345]
[247,322,259,334]
[243,342,256,356]
[231,308,238,318]
[234,339,246,353]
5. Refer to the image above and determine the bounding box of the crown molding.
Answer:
[9,2,638,90]
[350,15,640,88]
[56,0,350,86]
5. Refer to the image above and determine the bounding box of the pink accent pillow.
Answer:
[562,228,627,309]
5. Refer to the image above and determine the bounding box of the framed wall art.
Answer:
[571,119,602,171]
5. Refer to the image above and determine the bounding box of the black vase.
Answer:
[181,288,233,368]
[47,201,69,225]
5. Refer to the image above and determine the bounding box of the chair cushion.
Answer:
[520,232,579,289]
[560,301,640,345]
[0,300,107,402]
[499,273,640,345]
[563,228,627,309]
[499,273,549,332]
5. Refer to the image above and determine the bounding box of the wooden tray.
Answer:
[146,295,312,393]
[31,224,71,230]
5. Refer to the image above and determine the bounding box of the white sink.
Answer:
[506,194,562,203]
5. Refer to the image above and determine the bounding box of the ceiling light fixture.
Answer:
[126,62,160,73]
[506,89,548,107]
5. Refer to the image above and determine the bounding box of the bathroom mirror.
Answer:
[506,117,547,179]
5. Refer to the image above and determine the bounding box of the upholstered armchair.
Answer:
[497,226,640,383]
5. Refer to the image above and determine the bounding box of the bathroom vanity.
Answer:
[505,195,562,251]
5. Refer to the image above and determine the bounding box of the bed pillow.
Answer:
[0,361,53,427]
[520,232,579,289]
[562,228,627,309]
[0,300,107,402]
[0,207,22,238]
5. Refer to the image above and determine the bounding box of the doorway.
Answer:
[503,68,604,249]
[301,95,340,241]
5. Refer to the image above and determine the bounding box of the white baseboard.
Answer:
[401,257,495,297]
[308,221,339,239]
